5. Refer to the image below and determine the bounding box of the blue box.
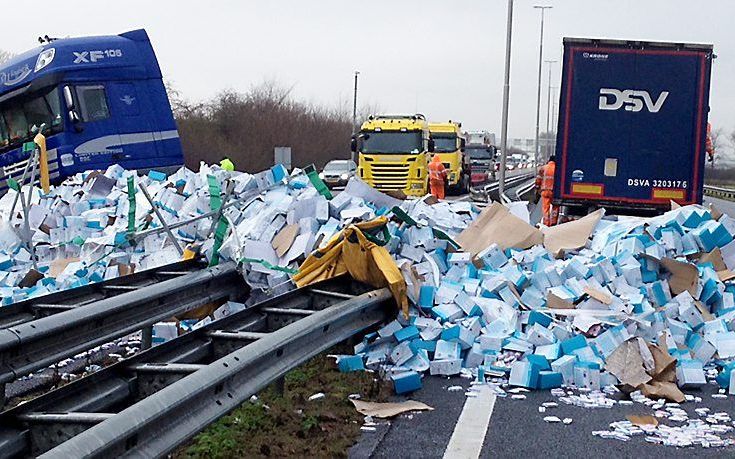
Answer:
[418,286,436,309]
[395,325,420,343]
[561,334,587,355]
[338,355,365,372]
[392,371,422,394]
[528,310,552,328]
[538,370,564,389]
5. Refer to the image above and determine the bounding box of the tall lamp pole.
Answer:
[544,59,557,162]
[533,5,552,173]
[351,71,359,162]
[498,0,514,197]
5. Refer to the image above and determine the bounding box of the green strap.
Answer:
[207,175,222,211]
[362,224,392,247]
[240,257,299,275]
[209,218,229,267]
[304,164,333,200]
[389,206,460,249]
[207,175,227,266]
[127,176,136,234]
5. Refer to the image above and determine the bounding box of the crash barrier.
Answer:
[0,259,206,329]
[0,262,243,405]
[704,184,735,201]
[470,172,535,203]
[0,279,391,458]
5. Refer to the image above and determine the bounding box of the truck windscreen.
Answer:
[0,86,63,152]
[361,131,423,154]
[467,147,493,160]
[432,135,458,153]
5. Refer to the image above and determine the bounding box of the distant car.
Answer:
[319,159,357,188]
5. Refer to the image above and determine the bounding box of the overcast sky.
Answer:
[3,0,734,142]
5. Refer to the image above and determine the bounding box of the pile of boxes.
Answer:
[0,162,300,305]
[347,204,735,397]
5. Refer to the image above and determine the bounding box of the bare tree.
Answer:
[174,80,357,172]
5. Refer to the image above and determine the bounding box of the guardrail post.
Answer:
[274,376,285,396]
[141,326,153,350]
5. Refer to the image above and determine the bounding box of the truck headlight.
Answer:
[340,173,349,180]
[411,183,424,189]
[318,172,325,179]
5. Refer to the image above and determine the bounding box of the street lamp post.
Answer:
[351,71,359,163]
[544,60,557,162]
[533,5,552,175]
[498,0,514,198]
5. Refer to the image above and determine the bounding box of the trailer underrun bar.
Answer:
[0,278,392,458]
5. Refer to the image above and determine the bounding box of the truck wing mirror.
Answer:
[350,136,357,153]
[63,85,74,109]
[460,138,466,151]
[428,138,435,153]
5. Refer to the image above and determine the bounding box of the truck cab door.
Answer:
[106,82,158,167]
[66,83,122,172]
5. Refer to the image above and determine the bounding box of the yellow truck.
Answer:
[351,114,432,196]
[429,121,467,194]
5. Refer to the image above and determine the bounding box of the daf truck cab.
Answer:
[0,29,183,194]
[352,114,432,197]
[429,121,467,194]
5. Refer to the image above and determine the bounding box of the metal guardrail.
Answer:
[704,184,735,201]
[0,278,392,458]
[469,172,535,203]
[515,180,537,201]
[0,259,207,329]
[0,262,244,397]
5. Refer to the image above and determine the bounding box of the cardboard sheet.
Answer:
[546,292,575,309]
[584,286,612,305]
[605,339,653,390]
[456,202,543,255]
[271,224,299,257]
[627,414,659,427]
[660,257,698,296]
[350,399,434,418]
[542,209,604,257]
[698,248,727,272]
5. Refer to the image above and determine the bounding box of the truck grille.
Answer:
[368,162,410,190]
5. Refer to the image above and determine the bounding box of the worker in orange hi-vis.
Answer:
[535,155,558,226]
[706,122,715,162]
[428,155,448,200]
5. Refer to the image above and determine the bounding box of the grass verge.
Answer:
[175,347,389,458]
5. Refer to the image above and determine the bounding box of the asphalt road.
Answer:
[351,193,735,458]
[350,376,735,459]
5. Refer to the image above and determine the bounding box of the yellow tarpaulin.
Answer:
[293,217,408,317]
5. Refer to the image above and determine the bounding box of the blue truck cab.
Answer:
[0,29,183,192]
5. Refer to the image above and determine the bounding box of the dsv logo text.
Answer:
[598,88,669,113]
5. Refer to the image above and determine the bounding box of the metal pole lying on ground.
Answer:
[138,182,184,256]
[498,0,514,197]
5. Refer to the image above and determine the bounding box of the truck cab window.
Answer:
[77,85,110,122]
[0,86,62,151]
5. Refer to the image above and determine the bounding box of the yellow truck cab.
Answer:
[429,121,467,194]
[351,114,432,196]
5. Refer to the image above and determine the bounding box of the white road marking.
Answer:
[443,385,497,459]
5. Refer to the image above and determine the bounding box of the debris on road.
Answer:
[350,399,434,418]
